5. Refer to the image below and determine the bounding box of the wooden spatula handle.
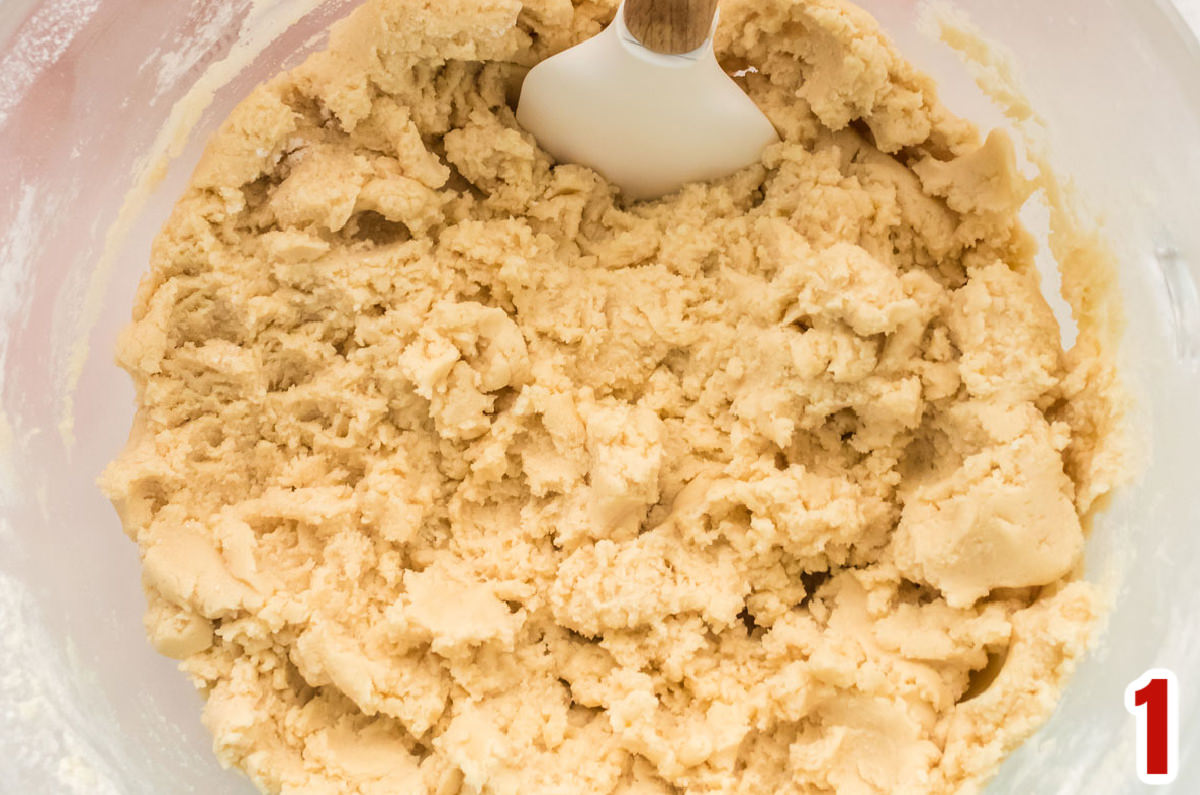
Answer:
[623,0,720,55]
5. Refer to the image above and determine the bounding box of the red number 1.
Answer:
[1135,678,1169,774]
[1125,669,1178,785]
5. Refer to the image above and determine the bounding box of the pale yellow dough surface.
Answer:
[102,1,1122,793]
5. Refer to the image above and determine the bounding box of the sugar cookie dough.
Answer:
[101,0,1123,792]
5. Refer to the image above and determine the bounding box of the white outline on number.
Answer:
[1124,668,1179,785]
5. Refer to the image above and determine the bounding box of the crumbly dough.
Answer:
[101,0,1122,792]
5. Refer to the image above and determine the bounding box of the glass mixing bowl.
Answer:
[2,1,1198,792]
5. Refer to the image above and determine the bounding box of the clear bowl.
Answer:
[1,1,1197,792]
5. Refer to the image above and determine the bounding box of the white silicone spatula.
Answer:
[517,0,780,201]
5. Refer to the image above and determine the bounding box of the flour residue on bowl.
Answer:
[0,0,101,127]
[0,572,123,795]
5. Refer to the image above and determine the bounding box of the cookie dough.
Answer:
[101,0,1122,792]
